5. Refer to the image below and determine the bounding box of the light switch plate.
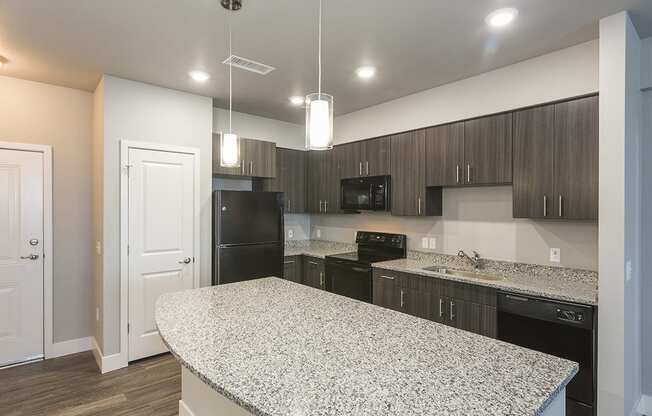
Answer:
[421,237,429,249]
[288,229,294,239]
[550,248,561,263]
[429,238,437,250]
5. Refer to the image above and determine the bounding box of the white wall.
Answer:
[334,40,599,143]
[312,187,598,270]
[598,12,644,416]
[213,108,304,150]
[97,76,213,355]
[0,76,94,344]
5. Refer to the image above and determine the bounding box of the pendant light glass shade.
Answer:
[220,132,240,167]
[305,93,333,150]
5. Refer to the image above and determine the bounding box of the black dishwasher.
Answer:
[497,292,596,416]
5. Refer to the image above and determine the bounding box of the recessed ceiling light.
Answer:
[289,96,305,106]
[189,70,210,82]
[485,8,518,28]
[0,56,8,68]
[356,66,376,79]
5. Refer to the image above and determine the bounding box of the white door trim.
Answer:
[0,141,54,360]
[119,140,201,367]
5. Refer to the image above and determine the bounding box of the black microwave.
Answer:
[340,176,390,211]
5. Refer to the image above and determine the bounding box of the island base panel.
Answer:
[179,368,253,416]
[541,390,566,416]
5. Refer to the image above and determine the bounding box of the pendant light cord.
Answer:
[229,10,233,133]
[318,0,322,96]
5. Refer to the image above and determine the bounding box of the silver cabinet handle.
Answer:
[178,257,192,264]
[450,300,455,321]
[324,200,328,213]
[418,197,422,215]
[467,164,471,183]
[241,160,245,175]
[21,254,39,260]
[559,195,563,217]
[543,195,548,217]
[319,272,324,287]
[359,161,362,176]
[456,165,460,184]
[366,161,369,176]
[439,298,444,318]
[284,260,295,265]
[380,275,395,280]
[309,261,318,265]
[319,200,323,213]
[400,289,405,308]
[249,161,253,175]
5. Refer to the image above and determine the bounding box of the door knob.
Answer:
[178,257,192,264]
[20,254,39,260]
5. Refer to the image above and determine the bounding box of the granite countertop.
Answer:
[156,278,577,416]
[373,256,598,306]
[283,240,356,258]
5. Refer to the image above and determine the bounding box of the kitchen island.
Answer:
[156,278,577,416]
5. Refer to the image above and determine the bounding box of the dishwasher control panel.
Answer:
[498,292,594,330]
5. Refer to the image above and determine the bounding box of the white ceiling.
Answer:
[0,0,650,123]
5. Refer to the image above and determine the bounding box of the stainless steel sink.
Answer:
[422,266,502,281]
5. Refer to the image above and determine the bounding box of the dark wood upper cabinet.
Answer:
[463,113,513,185]
[212,135,276,178]
[262,148,306,213]
[513,105,555,218]
[553,96,599,220]
[425,123,464,187]
[363,137,391,176]
[512,95,598,220]
[307,149,340,214]
[390,130,427,216]
[337,137,390,178]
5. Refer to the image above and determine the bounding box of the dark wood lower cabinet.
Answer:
[283,256,302,283]
[372,268,497,338]
[302,256,325,290]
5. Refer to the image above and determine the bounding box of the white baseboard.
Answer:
[48,336,93,359]
[639,395,652,416]
[91,337,127,374]
[179,400,195,416]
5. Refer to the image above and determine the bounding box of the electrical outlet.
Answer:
[316,228,321,238]
[421,237,429,249]
[287,229,294,239]
[95,241,102,255]
[549,248,561,263]
[429,238,437,250]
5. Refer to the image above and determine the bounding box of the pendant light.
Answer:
[220,1,240,167]
[305,0,334,150]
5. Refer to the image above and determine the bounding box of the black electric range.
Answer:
[325,231,407,303]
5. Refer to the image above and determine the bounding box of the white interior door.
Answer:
[0,149,44,367]
[128,147,197,361]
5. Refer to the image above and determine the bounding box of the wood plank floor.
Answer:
[0,352,181,416]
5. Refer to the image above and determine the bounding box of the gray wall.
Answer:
[0,75,94,343]
[312,187,598,270]
[642,62,652,396]
[97,75,213,355]
[92,78,105,348]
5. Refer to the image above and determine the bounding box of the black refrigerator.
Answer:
[212,190,284,285]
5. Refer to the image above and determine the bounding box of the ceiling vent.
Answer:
[222,55,275,75]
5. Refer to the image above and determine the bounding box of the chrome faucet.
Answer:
[458,250,481,271]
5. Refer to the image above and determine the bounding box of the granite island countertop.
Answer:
[156,278,577,416]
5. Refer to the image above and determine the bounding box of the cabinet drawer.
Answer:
[441,279,496,307]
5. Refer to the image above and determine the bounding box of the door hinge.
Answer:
[124,164,133,174]
[193,257,196,263]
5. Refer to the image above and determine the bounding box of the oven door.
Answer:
[325,259,372,303]
[340,178,373,210]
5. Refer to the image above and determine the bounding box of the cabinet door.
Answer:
[463,113,513,185]
[302,257,325,289]
[307,151,324,213]
[283,256,302,283]
[363,137,391,176]
[372,270,401,311]
[337,142,364,179]
[553,95,599,220]
[424,278,447,324]
[513,105,555,218]
[400,273,428,318]
[390,130,426,216]
[425,123,464,187]
[248,139,276,178]
[451,299,482,335]
[480,305,497,338]
[287,150,307,213]
[323,149,341,214]
[212,133,242,176]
